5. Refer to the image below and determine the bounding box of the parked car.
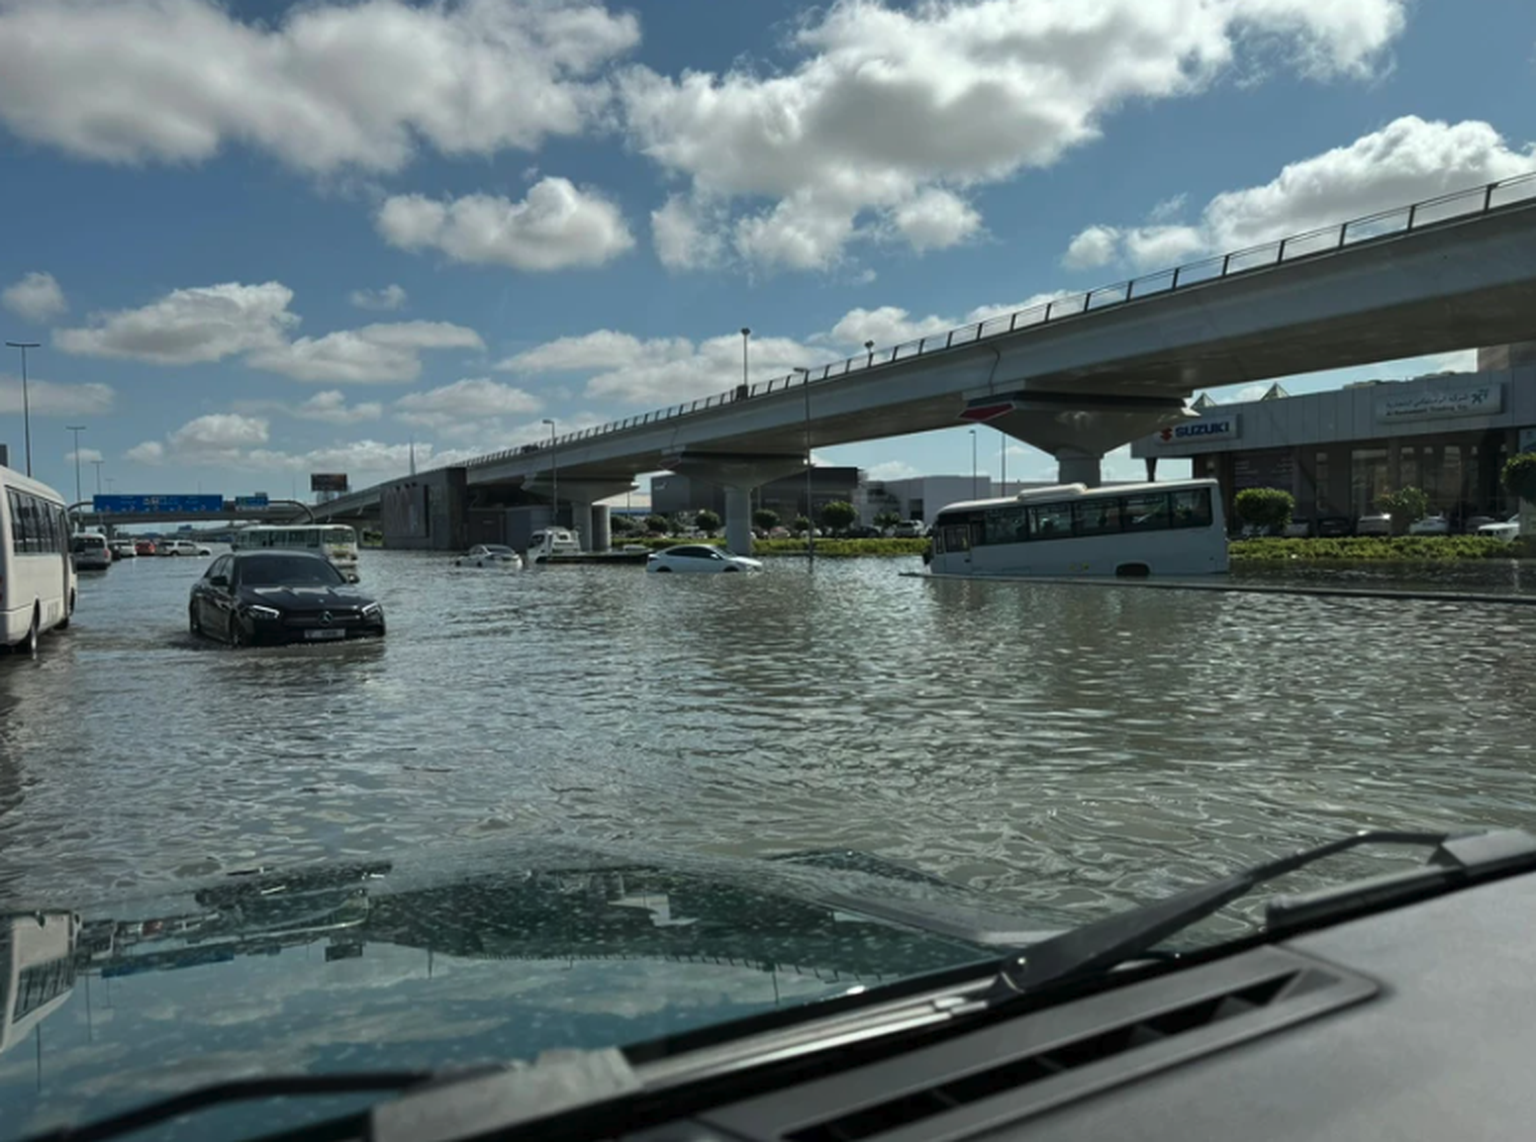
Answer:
[108,538,138,559]
[893,521,925,538]
[134,539,157,556]
[189,551,385,646]
[1478,514,1521,541]
[159,539,202,557]
[454,544,522,569]
[1408,514,1450,536]
[1355,512,1393,536]
[70,533,111,571]
[1282,520,1314,538]
[844,524,883,538]
[1315,516,1354,537]
[646,545,763,573]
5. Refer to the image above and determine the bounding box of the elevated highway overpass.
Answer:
[313,174,1536,553]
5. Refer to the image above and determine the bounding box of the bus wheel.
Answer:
[58,591,75,630]
[18,610,39,655]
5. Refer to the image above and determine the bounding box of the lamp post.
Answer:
[970,429,978,499]
[542,418,558,527]
[793,365,814,566]
[91,459,104,495]
[739,327,751,399]
[864,340,875,367]
[5,341,39,476]
[66,425,85,510]
[1000,430,1007,495]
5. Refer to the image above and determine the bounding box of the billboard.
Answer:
[310,473,349,493]
[92,494,224,514]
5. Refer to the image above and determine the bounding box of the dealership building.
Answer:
[1130,343,1536,525]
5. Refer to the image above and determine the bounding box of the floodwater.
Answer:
[3,550,1535,920]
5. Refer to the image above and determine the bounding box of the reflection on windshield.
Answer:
[236,556,344,587]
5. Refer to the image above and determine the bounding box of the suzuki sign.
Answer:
[1149,415,1241,449]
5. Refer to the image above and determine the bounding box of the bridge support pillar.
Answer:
[664,452,809,554]
[962,392,1194,489]
[520,476,634,552]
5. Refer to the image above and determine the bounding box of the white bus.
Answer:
[928,478,1228,578]
[1,465,76,652]
[231,524,360,580]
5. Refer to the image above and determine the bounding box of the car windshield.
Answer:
[6,3,1536,1140]
[236,555,345,586]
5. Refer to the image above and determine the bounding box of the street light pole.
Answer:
[67,425,85,510]
[739,327,751,398]
[1000,430,1007,494]
[792,366,815,567]
[91,459,104,495]
[5,341,40,476]
[970,429,978,499]
[864,339,875,367]
[542,418,558,527]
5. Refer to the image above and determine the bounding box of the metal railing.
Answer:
[354,171,1536,491]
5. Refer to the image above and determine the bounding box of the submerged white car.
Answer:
[455,544,523,569]
[646,545,763,573]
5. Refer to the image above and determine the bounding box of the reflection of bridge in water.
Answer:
[76,860,988,987]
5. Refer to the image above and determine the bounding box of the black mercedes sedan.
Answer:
[189,550,385,646]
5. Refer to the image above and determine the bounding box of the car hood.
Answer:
[237,584,375,608]
[0,841,1063,1142]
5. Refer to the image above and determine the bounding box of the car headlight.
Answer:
[360,602,383,617]
[246,604,282,620]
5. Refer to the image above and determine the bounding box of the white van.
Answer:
[70,532,111,571]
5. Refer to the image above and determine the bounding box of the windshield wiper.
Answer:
[990,828,1536,997]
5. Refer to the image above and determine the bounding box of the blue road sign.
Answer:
[234,494,270,509]
[92,494,225,515]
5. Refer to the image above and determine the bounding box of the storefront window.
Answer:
[1442,445,1462,509]
[1315,452,1331,512]
[1351,448,1389,515]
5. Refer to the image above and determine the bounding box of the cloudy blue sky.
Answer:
[0,0,1533,500]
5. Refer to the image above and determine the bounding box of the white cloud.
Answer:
[169,413,270,455]
[824,292,1070,348]
[348,284,408,312]
[293,391,383,424]
[0,0,639,173]
[0,376,114,416]
[394,377,542,428]
[1061,224,1120,270]
[2,271,67,322]
[377,178,634,271]
[651,195,727,271]
[54,282,297,364]
[125,440,164,465]
[499,329,823,404]
[865,460,919,481]
[889,189,983,252]
[619,0,1406,269]
[64,447,104,464]
[1065,116,1536,270]
[245,321,485,384]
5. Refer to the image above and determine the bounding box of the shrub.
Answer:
[1503,453,1536,501]
[752,508,780,532]
[643,514,671,535]
[793,515,812,534]
[1375,486,1429,535]
[694,509,721,536]
[1233,487,1294,532]
[873,510,903,530]
[819,500,858,532]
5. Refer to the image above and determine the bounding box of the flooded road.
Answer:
[3,550,1535,918]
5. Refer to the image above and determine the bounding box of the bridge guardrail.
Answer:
[342,171,1536,493]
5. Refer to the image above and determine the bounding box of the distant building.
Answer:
[1131,343,1536,523]
[651,467,860,522]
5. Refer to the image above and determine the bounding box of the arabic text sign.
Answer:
[92,494,225,515]
[1376,384,1503,422]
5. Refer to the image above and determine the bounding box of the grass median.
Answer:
[1229,535,1520,561]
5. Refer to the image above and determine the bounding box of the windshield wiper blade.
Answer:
[989,828,1536,998]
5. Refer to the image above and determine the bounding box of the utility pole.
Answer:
[67,425,86,509]
[5,341,39,476]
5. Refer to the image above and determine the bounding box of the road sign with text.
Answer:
[92,494,225,515]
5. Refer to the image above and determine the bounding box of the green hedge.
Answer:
[1230,536,1517,562]
[754,538,929,557]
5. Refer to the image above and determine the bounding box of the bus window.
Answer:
[1029,502,1072,540]
[941,524,970,552]
[1073,499,1122,537]
[1170,488,1214,528]
[1123,492,1171,531]
[983,506,1028,545]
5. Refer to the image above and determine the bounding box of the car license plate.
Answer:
[304,628,346,641]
